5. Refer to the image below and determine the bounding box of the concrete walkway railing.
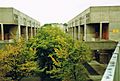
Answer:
[101,42,120,81]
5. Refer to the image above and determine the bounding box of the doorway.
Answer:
[102,23,109,40]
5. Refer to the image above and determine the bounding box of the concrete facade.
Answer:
[67,6,120,41]
[0,7,40,42]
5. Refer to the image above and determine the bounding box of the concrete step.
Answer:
[83,62,99,75]
[89,75,102,81]
[88,61,107,75]
[84,61,107,81]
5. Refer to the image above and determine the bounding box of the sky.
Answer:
[0,0,120,25]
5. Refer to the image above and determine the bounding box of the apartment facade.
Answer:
[0,7,40,42]
[67,6,120,41]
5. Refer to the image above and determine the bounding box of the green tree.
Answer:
[60,41,91,81]
[29,26,70,81]
[0,39,39,81]
[29,25,92,81]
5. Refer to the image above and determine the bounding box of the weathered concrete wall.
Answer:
[67,6,120,41]
[86,41,117,50]
[109,23,120,41]
[86,24,95,41]
[90,7,110,23]
[0,7,40,42]
[0,8,13,24]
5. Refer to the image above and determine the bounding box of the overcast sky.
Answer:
[0,0,120,25]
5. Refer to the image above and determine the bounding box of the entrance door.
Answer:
[102,23,109,40]
[95,25,100,38]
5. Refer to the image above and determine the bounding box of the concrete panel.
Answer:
[67,6,120,42]
[13,8,40,27]
[86,41,117,50]
[0,8,13,24]
[86,25,95,41]
[109,12,120,23]
[90,7,109,23]
[109,23,120,41]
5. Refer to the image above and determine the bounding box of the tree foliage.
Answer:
[0,25,92,81]
[29,26,70,81]
[60,41,91,81]
[29,25,92,81]
[0,39,39,81]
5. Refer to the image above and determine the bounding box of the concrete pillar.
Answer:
[84,16,87,41]
[1,23,4,40]
[31,27,33,38]
[18,16,21,39]
[74,26,76,40]
[78,25,81,40]
[26,26,28,40]
[34,24,37,36]
[18,25,21,38]
[84,24,87,41]
[100,22,102,40]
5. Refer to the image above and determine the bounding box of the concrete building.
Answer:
[67,6,120,41]
[67,6,120,81]
[0,7,40,42]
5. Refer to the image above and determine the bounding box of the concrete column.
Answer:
[18,25,21,38]
[18,16,21,39]
[1,23,4,40]
[26,26,28,40]
[74,26,76,40]
[84,16,87,41]
[67,27,69,34]
[100,22,102,40]
[31,27,33,38]
[34,24,37,36]
[84,24,87,41]
[78,25,81,40]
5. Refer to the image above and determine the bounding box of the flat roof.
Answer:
[68,6,120,23]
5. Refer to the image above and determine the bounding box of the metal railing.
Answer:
[101,42,120,81]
